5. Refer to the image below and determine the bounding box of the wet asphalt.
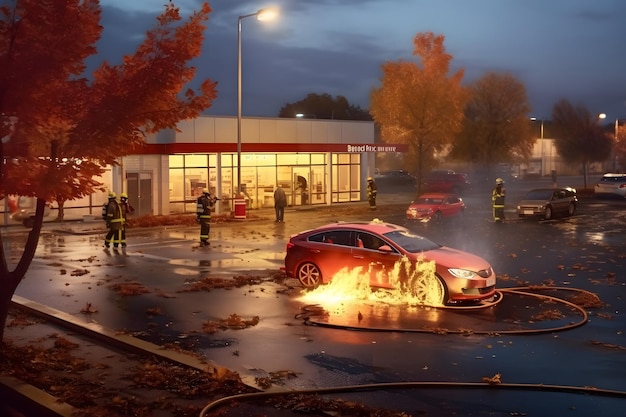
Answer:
[5,175,626,416]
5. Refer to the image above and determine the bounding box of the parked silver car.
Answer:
[594,173,626,198]
[516,187,577,220]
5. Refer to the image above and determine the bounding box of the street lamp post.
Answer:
[530,117,544,175]
[237,7,278,195]
[613,118,619,172]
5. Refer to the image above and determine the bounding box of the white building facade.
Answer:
[2,116,406,223]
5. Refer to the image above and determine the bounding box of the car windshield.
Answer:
[382,230,440,253]
[524,190,554,200]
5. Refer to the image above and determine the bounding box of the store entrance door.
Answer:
[127,172,153,216]
[292,168,310,206]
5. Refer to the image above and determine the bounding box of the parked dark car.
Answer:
[421,170,471,194]
[283,220,496,305]
[516,187,578,220]
[374,170,417,187]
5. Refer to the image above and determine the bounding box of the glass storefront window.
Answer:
[185,154,209,167]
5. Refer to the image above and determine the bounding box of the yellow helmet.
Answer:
[367,177,373,181]
[108,191,116,198]
[496,178,504,185]
[202,188,210,194]
[120,192,128,199]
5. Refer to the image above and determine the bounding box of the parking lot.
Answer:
[4,175,626,415]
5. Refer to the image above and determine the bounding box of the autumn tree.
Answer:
[370,32,468,191]
[449,72,534,169]
[278,93,372,120]
[551,99,612,188]
[0,0,217,340]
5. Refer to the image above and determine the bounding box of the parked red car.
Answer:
[422,170,471,194]
[406,193,465,223]
[283,220,496,305]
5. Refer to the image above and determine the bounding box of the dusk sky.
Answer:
[97,0,626,122]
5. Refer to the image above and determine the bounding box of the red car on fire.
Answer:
[283,220,496,305]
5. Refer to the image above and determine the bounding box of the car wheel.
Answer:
[433,275,448,306]
[568,202,576,216]
[544,206,553,220]
[297,262,322,288]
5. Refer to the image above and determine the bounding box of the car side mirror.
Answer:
[378,245,393,253]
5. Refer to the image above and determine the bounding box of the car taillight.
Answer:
[286,242,295,251]
[620,184,626,188]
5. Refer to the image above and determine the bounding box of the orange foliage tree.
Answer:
[0,0,217,340]
[370,32,468,191]
[449,72,534,168]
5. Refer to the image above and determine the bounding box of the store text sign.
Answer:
[347,144,399,153]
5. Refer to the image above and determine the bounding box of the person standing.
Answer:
[492,178,506,222]
[119,192,135,248]
[367,176,377,210]
[196,188,216,246]
[273,185,287,222]
[104,192,124,249]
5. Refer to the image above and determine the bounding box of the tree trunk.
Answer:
[0,198,44,341]
[56,199,65,221]
[417,137,424,195]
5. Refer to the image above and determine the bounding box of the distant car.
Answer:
[516,187,578,220]
[594,173,626,198]
[283,220,496,305]
[422,170,470,194]
[375,170,417,187]
[8,195,52,227]
[406,193,465,223]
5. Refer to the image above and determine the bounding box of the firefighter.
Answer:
[367,176,377,209]
[104,192,124,249]
[196,188,217,246]
[119,193,135,248]
[492,178,506,222]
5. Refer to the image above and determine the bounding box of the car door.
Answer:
[307,230,358,279]
[352,231,402,289]
[552,190,566,213]
[440,195,461,217]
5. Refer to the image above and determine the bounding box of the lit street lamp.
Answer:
[237,7,278,195]
[599,113,620,171]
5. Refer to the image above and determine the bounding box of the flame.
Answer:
[299,256,444,308]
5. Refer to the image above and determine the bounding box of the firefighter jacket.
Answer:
[367,181,377,198]
[492,185,506,206]
[196,194,214,220]
[105,199,124,230]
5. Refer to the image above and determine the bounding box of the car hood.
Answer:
[422,246,492,271]
[407,203,439,210]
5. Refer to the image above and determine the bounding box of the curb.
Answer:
[3,295,243,416]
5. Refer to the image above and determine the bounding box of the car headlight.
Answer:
[448,268,477,279]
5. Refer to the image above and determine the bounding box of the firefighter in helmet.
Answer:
[196,188,217,246]
[492,178,506,222]
[118,193,135,247]
[104,192,124,249]
[367,176,377,209]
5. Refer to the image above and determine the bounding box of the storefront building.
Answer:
[93,116,403,220]
[1,115,408,224]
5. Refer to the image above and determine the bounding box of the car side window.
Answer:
[356,233,389,251]
[315,230,351,246]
